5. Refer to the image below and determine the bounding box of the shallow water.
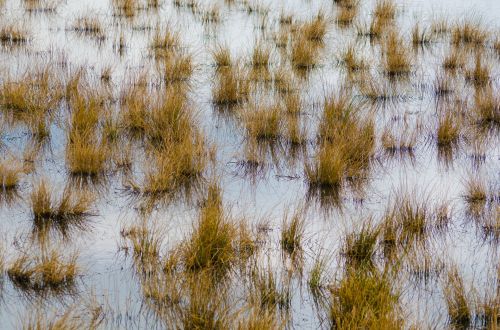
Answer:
[0,0,499,328]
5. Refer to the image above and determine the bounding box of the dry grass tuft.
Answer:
[182,184,237,273]
[330,268,402,329]
[72,16,105,40]
[280,211,305,255]
[0,24,29,45]
[451,21,488,46]
[0,160,23,191]
[437,111,460,147]
[443,267,471,328]
[213,66,250,105]
[383,31,412,76]
[243,102,282,141]
[8,250,78,292]
[31,180,94,231]
[301,13,328,42]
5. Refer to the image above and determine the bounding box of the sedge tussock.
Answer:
[451,21,488,46]
[443,267,472,328]
[383,31,412,76]
[72,16,105,40]
[280,210,305,255]
[330,268,402,329]
[8,250,78,292]
[0,160,23,191]
[213,66,250,105]
[31,180,94,234]
[182,184,237,273]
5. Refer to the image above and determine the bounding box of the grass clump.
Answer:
[0,24,29,45]
[383,31,412,76]
[451,21,488,46]
[251,42,271,68]
[412,22,432,47]
[244,103,281,141]
[443,48,465,71]
[301,13,328,42]
[66,134,108,177]
[330,269,402,329]
[0,160,23,191]
[373,0,396,21]
[213,66,250,105]
[182,184,237,273]
[443,267,471,328]
[291,36,319,69]
[31,180,93,231]
[280,211,305,255]
[341,45,367,72]
[437,111,460,147]
[342,221,379,269]
[7,250,78,292]
[465,53,490,86]
[161,51,194,83]
[473,88,500,128]
[72,16,105,40]
[212,45,231,69]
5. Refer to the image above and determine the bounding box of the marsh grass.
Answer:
[291,36,319,69]
[251,42,271,68]
[473,88,500,128]
[373,0,396,21]
[244,102,281,141]
[465,53,490,86]
[182,184,237,273]
[249,266,291,312]
[72,16,105,40]
[437,111,460,147]
[121,220,162,270]
[66,134,109,177]
[342,45,367,72]
[301,13,327,42]
[213,66,250,105]
[0,69,63,118]
[0,24,29,45]
[381,127,417,156]
[443,48,466,71]
[212,45,232,69]
[383,31,412,76]
[330,268,402,329]
[412,23,433,48]
[7,250,78,292]
[31,180,94,235]
[0,160,23,191]
[342,221,379,269]
[280,211,305,255]
[161,51,194,83]
[443,267,471,328]
[451,21,488,46]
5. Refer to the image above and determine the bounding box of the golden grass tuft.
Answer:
[342,221,379,269]
[443,267,471,328]
[383,31,412,76]
[437,111,460,146]
[291,36,319,69]
[0,160,23,191]
[31,180,94,225]
[280,211,305,255]
[251,42,271,68]
[244,102,282,141]
[212,45,232,68]
[373,0,396,21]
[342,45,367,71]
[8,250,78,292]
[161,51,194,83]
[0,24,29,45]
[443,48,465,71]
[66,133,109,177]
[213,66,250,105]
[473,88,500,128]
[465,53,490,86]
[301,13,328,42]
[451,21,488,46]
[151,28,180,57]
[182,184,237,272]
[72,16,105,40]
[330,268,402,329]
